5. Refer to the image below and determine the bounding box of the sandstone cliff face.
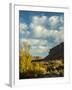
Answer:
[32,42,64,62]
[45,42,64,61]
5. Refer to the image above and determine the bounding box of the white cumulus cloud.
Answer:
[20,15,64,56]
[20,38,48,46]
[20,23,28,31]
[20,38,49,54]
[19,23,30,37]
[30,15,64,45]
[32,16,48,25]
[48,16,60,26]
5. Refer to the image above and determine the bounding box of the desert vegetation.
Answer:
[19,42,64,79]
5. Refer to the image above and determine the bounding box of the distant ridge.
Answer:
[31,42,64,62]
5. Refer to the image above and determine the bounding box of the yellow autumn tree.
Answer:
[19,40,48,77]
[19,40,32,73]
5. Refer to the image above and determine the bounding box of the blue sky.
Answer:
[19,10,64,57]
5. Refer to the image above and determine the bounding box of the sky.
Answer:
[19,10,64,57]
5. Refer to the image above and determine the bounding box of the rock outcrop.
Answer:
[31,42,64,62]
[45,42,64,61]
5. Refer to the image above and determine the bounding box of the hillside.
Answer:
[32,42,64,62]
